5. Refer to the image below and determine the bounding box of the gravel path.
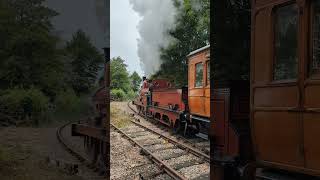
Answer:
[111,102,210,180]
[0,124,104,180]
[110,129,171,180]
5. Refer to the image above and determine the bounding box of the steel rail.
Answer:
[56,121,106,176]
[110,123,188,180]
[127,102,210,160]
[57,121,90,163]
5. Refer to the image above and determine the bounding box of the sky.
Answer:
[45,0,109,51]
[110,0,144,76]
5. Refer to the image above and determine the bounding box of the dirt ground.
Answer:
[0,124,103,180]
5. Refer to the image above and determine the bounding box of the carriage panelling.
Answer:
[188,46,210,118]
[253,8,272,83]
[252,0,320,176]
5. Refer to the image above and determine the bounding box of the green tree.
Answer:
[213,0,251,80]
[65,30,104,94]
[130,71,141,92]
[153,0,210,87]
[0,0,67,98]
[110,57,131,93]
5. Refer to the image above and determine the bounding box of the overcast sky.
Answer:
[45,0,109,50]
[111,1,144,76]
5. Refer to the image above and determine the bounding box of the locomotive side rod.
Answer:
[110,123,187,180]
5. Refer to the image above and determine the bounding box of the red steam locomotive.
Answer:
[133,45,210,136]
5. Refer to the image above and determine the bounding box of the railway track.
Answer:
[56,121,106,178]
[111,117,210,179]
[127,102,210,156]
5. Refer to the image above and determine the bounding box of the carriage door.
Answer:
[252,2,304,167]
[302,0,320,170]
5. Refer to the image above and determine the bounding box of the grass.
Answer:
[110,104,132,128]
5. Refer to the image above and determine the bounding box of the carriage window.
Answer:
[195,63,203,87]
[206,61,210,85]
[273,4,298,81]
[311,0,320,75]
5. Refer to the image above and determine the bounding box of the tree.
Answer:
[0,0,67,98]
[130,71,142,92]
[65,30,104,94]
[213,0,251,81]
[110,57,131,93]
[152,0,210,87]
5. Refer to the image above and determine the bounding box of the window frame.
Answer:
[206,60,210,86]
[309,0,320,79]
[194,62,204,88]
[271,2,299,83]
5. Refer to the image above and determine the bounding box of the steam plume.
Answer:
[129,0,178,76]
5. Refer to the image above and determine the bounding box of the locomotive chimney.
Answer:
[143,76,146,81]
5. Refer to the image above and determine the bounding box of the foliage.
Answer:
[110,57,141,101]
[130,71,142,92]
[212,0,251,80]
[152,0,210,87]
[0,0,66,98]
[111,89,126,101]
[54,89,80,112]
[0,87,49,124]
[0,0,103,125]
[53,89,92,120]
[110,57,131,92]
[126,89,137,100]
[65,30,104,95]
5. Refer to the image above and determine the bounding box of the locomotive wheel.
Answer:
[173,120,183,134]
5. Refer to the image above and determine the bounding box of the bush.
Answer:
[54,89,92,120]
[54,88,80,112]
[126,89,137,100]
[0,87,49,125]
[111,89,126,101]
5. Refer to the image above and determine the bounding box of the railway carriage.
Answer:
[252,0,320,177]
[133,45,210,136]
[213,0,320,179]
[187,45,211,136]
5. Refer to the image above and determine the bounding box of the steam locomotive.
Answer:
[133,45,210,137]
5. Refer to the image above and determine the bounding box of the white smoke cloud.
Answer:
[129,0,178,76]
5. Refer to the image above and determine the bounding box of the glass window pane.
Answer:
[311,0,320,75]
[195,63,203,87]
[273,4,298,80]
[207,61,210,85]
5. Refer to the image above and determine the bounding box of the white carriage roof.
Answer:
[186,44,210,57]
